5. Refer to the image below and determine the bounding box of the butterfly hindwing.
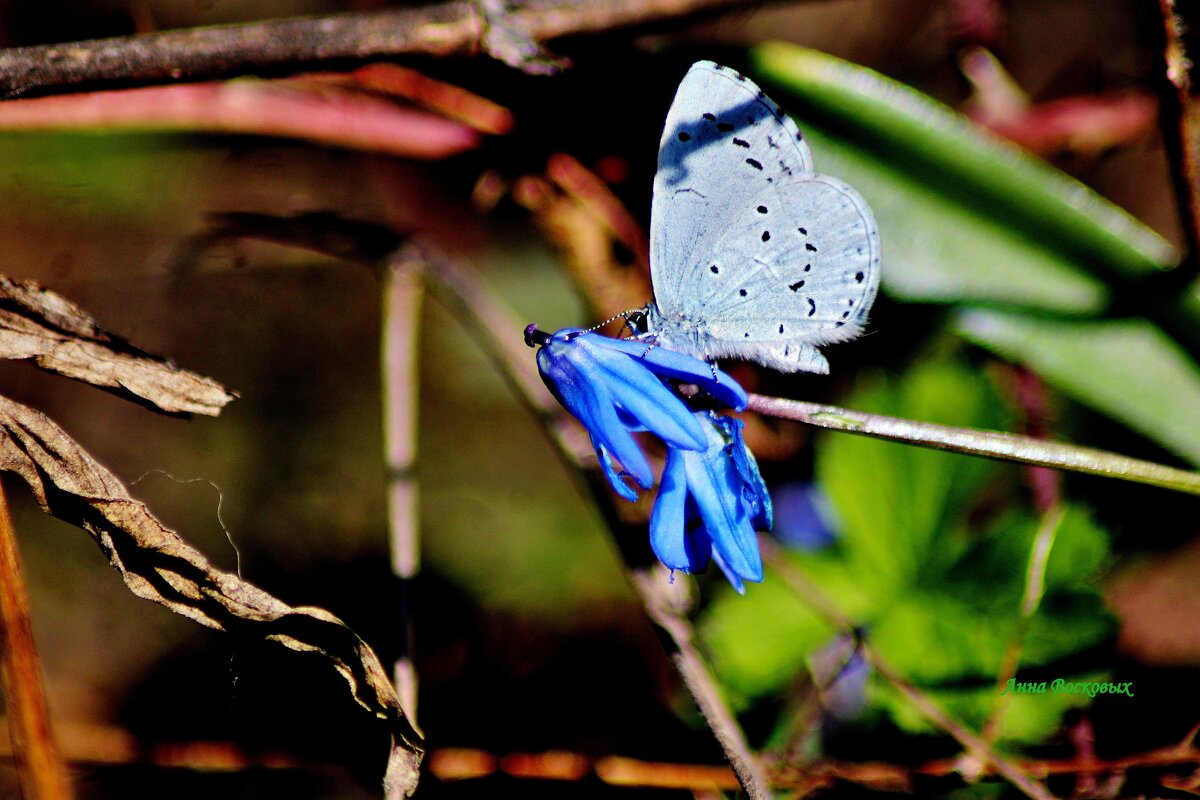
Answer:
[652,61,815,319]
[700,175,880,350]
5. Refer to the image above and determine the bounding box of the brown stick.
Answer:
[0,0,769,98]
[0,482,75,800]
[1157,0,1200,271]
[380,249,425,749]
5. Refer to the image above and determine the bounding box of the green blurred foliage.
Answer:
[703,358,1115,745]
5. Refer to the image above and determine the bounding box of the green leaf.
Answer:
[870,508,1113,744]
[701,551,864,699]
[750,42,1177,283]
[957,309,1200,467]
[942,506,1109,607]
[818,360,1004,589]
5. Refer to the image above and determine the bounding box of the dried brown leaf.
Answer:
[0,394,422,795]
[0,276,235,416]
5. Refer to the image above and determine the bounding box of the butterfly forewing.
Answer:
[652,61,815,318]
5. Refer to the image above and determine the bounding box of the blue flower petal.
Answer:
[681,441,763,584]
[649,448,695,571]
[717,416,774,531]
[586,335,748,411]
[711,549,747,595]
[538,340,653,489]
[576,336,707,451]
[593,436,640,502]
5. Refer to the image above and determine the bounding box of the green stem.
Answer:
[747,394,1200,495]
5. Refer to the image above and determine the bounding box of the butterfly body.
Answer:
[645,61,881,374]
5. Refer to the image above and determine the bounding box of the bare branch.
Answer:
[0,0,772,98]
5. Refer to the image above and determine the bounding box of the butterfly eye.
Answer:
[624,310,650,336]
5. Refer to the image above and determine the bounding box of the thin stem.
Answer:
[747,394,1200,495]
[419,247,771,799]
[982,506,1064,744]
[0,481,75,800]
[0,0,780,98]
[381,250,425,738]
[632,571,773,800]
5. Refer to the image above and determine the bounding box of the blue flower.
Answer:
[650,414,771,592]
[772,482,840,550]
[531,326,746,501]
[528,325,768,590]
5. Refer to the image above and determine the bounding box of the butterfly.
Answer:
[638,61,880,374]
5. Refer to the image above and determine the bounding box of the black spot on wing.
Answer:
[807,298,816,316]
[677,132,691,142]
[739,289,748,297]
[757,205,768,214]
[733,138,750,148]
[703,112,716,121]
[761,230,771,242]
[798,227,807,235]
[717,122,734,132]
[788,280,805,291]
[855,271,865,283]
[746,158,763,170]
[806,243,818,252]
[710,265,719,274]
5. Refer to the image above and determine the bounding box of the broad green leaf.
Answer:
[818,360,1004,589]
[701,551,864,699]
[870,593,1013,682]
[751,42,1177,282]
[957,310,1200,467]
[871,508,1112,743]
[941,506,1109,609]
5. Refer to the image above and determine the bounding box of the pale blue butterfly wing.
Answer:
[647,61,880,374]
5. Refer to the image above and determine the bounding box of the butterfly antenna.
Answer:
[580,309,643,336]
